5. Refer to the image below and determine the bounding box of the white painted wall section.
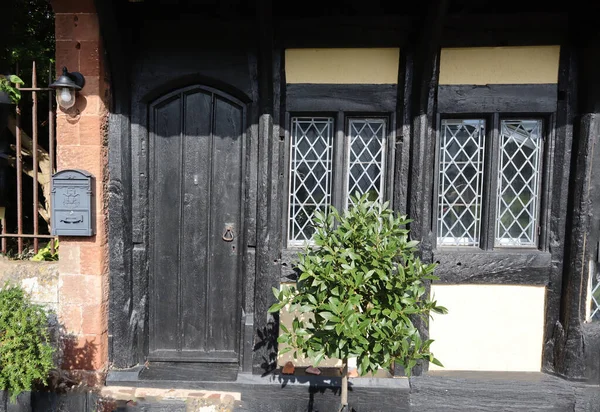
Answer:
[429,284,546,372]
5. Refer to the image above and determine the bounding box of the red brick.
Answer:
[56,116,80,146]
[80,244,105,276]
[72,14,100,42]
[55,40,80,73]
[54,14,77,41]
[59,273,103,305]
[79,115,102,146]
[78,76,105,115]
[79,41,101,77]
[81,75,101,96]
[57,146,103,177]
[81,303,107,335]
[58,241,80,275]
[51,0,96,13]
[61,334,106,370]
[59,303,82,334]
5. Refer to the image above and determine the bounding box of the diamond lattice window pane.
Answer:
[495,120,543,247]
[288,117,334,245]
[437,119,486,247]
[591,266,600,321]
[347,119,387,206]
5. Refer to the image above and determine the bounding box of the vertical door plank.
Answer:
[208,97,243,353]
[152,95,183,352]
[181,91,213,352]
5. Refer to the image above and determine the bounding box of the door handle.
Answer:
[222,225,235,242]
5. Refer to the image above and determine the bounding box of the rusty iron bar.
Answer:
[19,87,53,91]
[15,64,23,254]
[1,217,5,254]
[48,64,56,254]
[32,61,39,252]
[0,234,55,239]
[0,61,58,256]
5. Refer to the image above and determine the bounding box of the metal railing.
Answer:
[0,61,56,255]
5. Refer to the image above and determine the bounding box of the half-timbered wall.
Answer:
[429,45,561,371]
[94,0,599,383]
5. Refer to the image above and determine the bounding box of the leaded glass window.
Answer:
[437,119,486,247]
[346,119,387,207]
[436,117,545,250]
[287,116,389,246]
[495,120,543,247]
[288,117,334,245]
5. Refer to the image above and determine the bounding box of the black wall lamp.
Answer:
[49,67,85,110]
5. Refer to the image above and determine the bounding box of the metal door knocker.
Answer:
[222,225,235,242]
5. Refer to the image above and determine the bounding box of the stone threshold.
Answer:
[106,369,410,390]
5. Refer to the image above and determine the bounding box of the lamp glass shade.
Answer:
[56,87,76,109]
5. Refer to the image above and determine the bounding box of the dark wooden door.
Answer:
[148,86,244,363]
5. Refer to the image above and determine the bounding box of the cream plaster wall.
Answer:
[439,46,560,85]
[285,48,400,84]
[429,284,546,372]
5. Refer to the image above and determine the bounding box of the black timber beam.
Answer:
[94,0,138,368]
[402,0,448,376]
[542,43,576,376]
[252,0,281,375]
[554,34,600,382]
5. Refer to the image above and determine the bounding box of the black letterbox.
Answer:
[51,169,93,236]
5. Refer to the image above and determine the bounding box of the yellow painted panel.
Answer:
[285,48,400,84]
[429,285,546,372]
[439,46,560,85]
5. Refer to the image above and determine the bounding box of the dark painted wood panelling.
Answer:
[432,250,552,285]
[438,84,558,113]
[148,88,244,363]
[286,84,397,113]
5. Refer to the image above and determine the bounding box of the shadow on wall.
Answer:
[59,333,99,374]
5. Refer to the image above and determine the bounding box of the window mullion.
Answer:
[482,113,501,250]
[333,111,346,212]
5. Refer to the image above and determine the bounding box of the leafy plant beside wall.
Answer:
[0,75,24,104]
[269,194,447,411]
[31,239,59,261]
[0,285,55,402]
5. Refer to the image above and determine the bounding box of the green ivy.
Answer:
[0,285,55,402]
[269,193,447,377]
[0,75,24,104]
[31,239,59,262]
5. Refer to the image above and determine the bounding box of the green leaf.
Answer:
[8,75,24,84]
[319,312,340,323]
[268,303,283,313]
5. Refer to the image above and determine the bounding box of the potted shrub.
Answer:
[0,285,55,404]
[269,194,447,412]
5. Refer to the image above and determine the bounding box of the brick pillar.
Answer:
[51,0,109,385]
